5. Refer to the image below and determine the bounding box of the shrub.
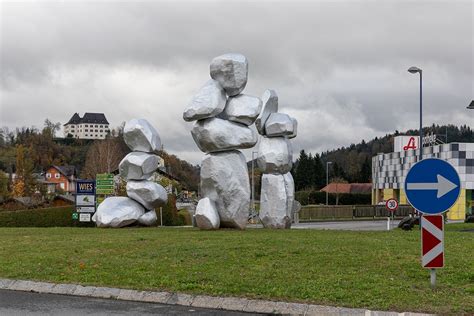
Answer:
[0,206,74,227]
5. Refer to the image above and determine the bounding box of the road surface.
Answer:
[0,289,259,316]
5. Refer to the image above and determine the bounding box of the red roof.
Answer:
[321,183,372,194]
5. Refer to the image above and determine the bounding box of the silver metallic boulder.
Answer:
[259,174,292,229]
[255,89,278,135]
[288,117,298,139]
[119,152,160,180]
[200,150,250,229]
[191,117,258,153]
[137,210,158,226]
[123,119,162,154]
[195,197,220,229]
[257,136,293,174]
[219,94,262,126]
[210,53,248,96]
[126,180,168,210]
[183,79,227,122]
[265,113,294,137]
[95,197,145,228]
[283,172,295,217]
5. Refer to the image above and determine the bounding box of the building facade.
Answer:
[372,137,474,220]
[44,165,77,193]
[64,113,110,140]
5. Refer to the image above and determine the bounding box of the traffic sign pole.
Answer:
[404,159,458,288]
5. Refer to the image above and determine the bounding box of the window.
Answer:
[100,130,103,132]
[60,183,65,189]
[95,129,98,132]
[85,125,88,127]
[55,173,60,179]
[85,129,88,132]
[46,173,51,178]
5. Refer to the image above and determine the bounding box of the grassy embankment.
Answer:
[0,224,472,314]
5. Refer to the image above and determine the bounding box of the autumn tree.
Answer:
[13,144,36,197]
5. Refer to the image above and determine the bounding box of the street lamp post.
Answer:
[326,161,332,205]
[408,66,423,162]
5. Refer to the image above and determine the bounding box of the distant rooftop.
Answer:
[64,113,109,126]
[468,100,474,109]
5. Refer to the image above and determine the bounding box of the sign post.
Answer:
[75,180,96,224]
[385,198,398,230]
[404,158,460,288]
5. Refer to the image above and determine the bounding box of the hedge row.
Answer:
[0,195,188,227]
[0,206,74,227]
[295,191,371,206]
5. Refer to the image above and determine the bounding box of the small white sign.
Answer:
[79,213,91,222]
[76,206,95,213]
[76,194,95,206]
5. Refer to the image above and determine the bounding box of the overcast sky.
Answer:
[1,0,473,164]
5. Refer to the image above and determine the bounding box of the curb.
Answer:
[0,279,432,315]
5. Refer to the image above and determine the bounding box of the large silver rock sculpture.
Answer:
[257,136,293,174]
[289,117,298,139]
[255,89,278,135]
[219,94,262,126]
[283,172,295,218]
[200,150,250,229]
[123,119,162,154]
[183,79,227,122]
[260,174,292,229]
[210,53,248,96]
[119,152,160,180]
[265,113,294,137]
[191,117,257,153]
[95,197,145,228]
[137,210,158,226]
[126,180,168,210]
[195,197,220,229]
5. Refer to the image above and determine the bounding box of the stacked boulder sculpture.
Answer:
[93,119,168,228]
[183,53,261,229]
[256,91,298,229]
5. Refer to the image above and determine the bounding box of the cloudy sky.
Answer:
[1,0,473,164]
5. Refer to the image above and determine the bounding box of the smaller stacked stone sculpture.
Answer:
[183,53,261,229]
[94,119,168,228]
[256,90,298,229]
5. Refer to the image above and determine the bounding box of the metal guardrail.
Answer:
[298,205,416,221]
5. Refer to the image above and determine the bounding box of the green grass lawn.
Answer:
[0,224,473,314]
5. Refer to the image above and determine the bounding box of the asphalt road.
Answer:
[0,290,260,316]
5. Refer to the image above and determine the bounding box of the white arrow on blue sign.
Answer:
[404,158,461,214]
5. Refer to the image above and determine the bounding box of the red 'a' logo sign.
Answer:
[403,137,417,151]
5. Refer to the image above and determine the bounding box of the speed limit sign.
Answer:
[386,198,399,212]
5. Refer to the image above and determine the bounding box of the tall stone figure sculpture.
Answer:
[183,53,261,229]
[93,119,168,228]
[256,91,298,228]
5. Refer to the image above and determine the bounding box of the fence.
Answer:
[298,204,416,221]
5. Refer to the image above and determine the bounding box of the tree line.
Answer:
[0,119,200,199]
[292,124,473,191]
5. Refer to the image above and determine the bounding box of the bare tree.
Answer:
[81,137,125,179]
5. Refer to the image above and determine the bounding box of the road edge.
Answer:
[0,279,432,315]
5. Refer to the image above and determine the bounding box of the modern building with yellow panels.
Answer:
[372,139,474,220]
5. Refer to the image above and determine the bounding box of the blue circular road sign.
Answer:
[404,158,460,214]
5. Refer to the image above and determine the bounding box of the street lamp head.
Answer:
[408,66,422,74]
[327,161,333,165]
[467,100,474,109]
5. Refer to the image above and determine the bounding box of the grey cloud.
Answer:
[1,0,472,164]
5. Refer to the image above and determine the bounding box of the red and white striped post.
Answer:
[421,215,444,287]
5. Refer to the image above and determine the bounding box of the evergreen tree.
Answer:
[359,157,371,183]
[312,154,325,189]
[294,150,311,190]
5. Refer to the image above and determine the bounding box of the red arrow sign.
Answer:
[421,215,444,268]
